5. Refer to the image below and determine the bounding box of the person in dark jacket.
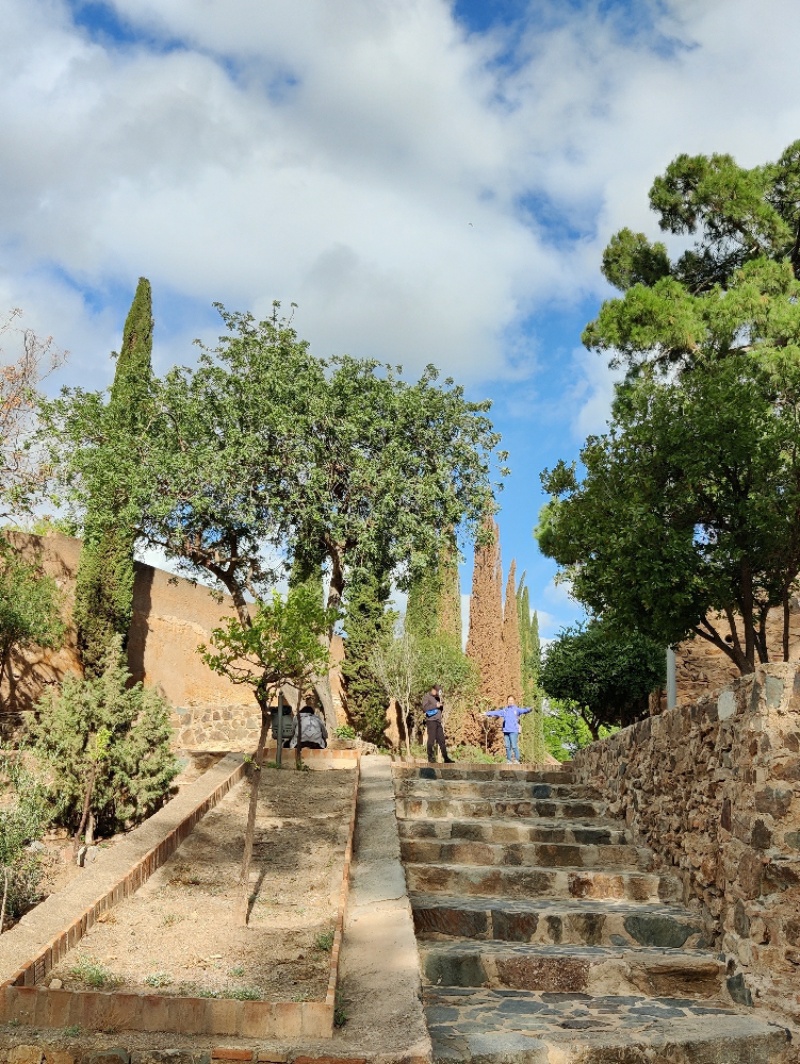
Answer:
[290,705,328,749]
[421,684,454,764]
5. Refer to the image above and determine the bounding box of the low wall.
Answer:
[0,755,360,1042]
[572,663,800,1024]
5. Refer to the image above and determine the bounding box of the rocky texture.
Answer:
[393,762,790,1063]
[572,662,800,1027]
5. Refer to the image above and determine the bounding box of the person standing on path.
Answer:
[422,684,454,764]
[484,697,532,764]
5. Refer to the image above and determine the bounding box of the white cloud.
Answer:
[2,0,800,396]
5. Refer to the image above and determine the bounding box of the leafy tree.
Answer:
[72,278,154,676]
[541,141,800,674]
[541,699,617,762]
[290,356,505,621]
[201,584,335,923]
[0,309,65,521]
[369,633,420,759]
[540,353,800,674]
[0,542,65,706]
[540,620,665,739]
[28,641,177,850]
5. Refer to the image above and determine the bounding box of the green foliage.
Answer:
[333,724,357,740]
[0,754,50,925]
[543,141,800,674]
[27,642,178,837]
[540,352,800,673]
[0,541,65,699]
[201,584,336,705]
[341,567,395,744]
[68,957,122,989]
[72,278,154,676]
[542,699,618,761]
[314,928,335,952]
[540,620,665,738]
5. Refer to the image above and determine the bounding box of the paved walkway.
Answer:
[393,763,791,1064]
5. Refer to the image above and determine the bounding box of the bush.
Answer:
[0,754,51,926]
[27,641,178,840]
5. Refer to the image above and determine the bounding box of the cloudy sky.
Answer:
[2,0,799,636]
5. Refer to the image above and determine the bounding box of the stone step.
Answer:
[396,778,598,802]
[410,894,707,948]
[424,987,790,1064]
[393,765,576,785]
[396,796,607,821]
[405,862,684,904]
[399,815,632,847]
[400,837,653,872]
[420,940,729,1000]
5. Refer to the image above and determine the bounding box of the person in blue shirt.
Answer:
[484,697,532,764]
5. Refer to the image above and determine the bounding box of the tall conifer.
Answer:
[502,560,523,702]
[465,515,505,706]
[74,278,153,676]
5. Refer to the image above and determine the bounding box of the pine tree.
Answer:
[502,560,523,702]
[437,532,462,646]
[74,278,153,676]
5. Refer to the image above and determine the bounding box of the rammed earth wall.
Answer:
[572,663,800,1025]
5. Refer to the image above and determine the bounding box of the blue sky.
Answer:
[2,0,800,638]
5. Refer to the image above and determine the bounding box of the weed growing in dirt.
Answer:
[63,1025,81,1037]
[69,956,122,989]
[228,966,245,977]
[334,1003,348,1027]
[228,986,262,1000]
[161,912,183,926]
[143,972,173,988]
[314,929,335,952]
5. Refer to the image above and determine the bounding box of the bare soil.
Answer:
[48,765,356,1003]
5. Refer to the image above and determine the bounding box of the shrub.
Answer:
[27,640,178,841]
[0,754,51,927]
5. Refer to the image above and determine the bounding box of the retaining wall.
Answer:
[572,663,800,1023]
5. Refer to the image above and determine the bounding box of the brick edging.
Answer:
[1,754,362,1041]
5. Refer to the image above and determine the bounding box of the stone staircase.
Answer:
[393,763,790,1064]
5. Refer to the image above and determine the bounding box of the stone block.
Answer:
[210,1052,253,1062]
[8,1048,43,1064]
[85,1053,131,1064]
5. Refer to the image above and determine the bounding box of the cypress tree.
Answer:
[406,531,462,645]
[74,278,153,677]
[502,560,523,702]
[465,515,505,706]
[341,565,394,743]
[516,574,547,763]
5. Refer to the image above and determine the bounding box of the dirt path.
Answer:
[48,765,355,1002]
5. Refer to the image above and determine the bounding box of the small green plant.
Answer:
[161,912,182,926]
[333,724,357,740]
[69,956,122,989]
[227,985,262,1000]
[334,1002,348,1027]
[314,929,335,952]
[143,971,172,988]
[63,1024,81,1037]
[195,987,220,998]
[228,966,245,978]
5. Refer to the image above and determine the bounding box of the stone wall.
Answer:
[675,604,800,707]
[572,663,800,1025]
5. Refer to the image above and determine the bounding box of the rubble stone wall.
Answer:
[572,663,800,1024]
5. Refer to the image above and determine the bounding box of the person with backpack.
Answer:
[290,704,328,749]
[484,696,532,764]
[421,684,454,764]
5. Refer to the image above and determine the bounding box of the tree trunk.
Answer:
[398,701,412,759]
[238,684,271,926]
[295,690,304,769]
[784,587,791,662]
[73,763,98,856]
